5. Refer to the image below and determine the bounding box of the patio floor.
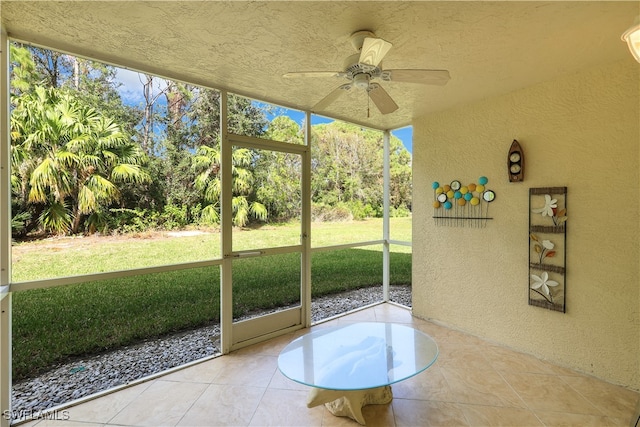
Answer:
[20,303,639,426]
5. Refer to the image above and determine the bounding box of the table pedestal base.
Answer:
[306,385,393,425]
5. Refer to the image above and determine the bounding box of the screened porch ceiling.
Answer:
[1,1,636,131]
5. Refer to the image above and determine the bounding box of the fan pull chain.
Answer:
[367,89,371,118]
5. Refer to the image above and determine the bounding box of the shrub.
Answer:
[311,203,353,222]
[158,204,188,230]
[108,208,156,234]
[390,205,411,218]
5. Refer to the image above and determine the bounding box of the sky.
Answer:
[115,69,413,153]
[392,127,413,153]
[264,108,414,153]
[115,68,149,104]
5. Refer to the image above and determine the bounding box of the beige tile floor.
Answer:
[20,303,640,427]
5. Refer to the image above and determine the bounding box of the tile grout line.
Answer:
[555,374,608,417]
[103,379,157,427]
[493,369,545,425]
[172,377,215,427]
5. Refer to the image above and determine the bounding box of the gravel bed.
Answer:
[11,286,411,418]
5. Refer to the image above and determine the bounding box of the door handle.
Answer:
[224,251,265,259]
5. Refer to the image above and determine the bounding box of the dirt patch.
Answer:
[166,230,207,237]
[11,230,211,253]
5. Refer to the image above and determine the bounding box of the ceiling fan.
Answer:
[283,30,450,115]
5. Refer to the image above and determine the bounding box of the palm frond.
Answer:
[57,98,79,126]
[10,145,29,168]
[10,175,20,192]
[101,149,119,165]
[80,154,103,170]
[250,202,268,221]
[194,170,211,191]
[29,158,59,202]
[112,145,143,165]
[85,210,109,234]
[200,204,220,225]
[233,168,253,194]
[77,185,98,214]
[232,147,252,167]
[84,174,119,202]
[55,150,80,168]
[232,196,250,223]
[110,164,151,184]
[39,202,71,234]
[203,179,221,203]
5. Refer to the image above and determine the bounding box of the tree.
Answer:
[389,137,412,211]
[9,45,40,96]
[192,145,267,226]
[27,46,67,88]
[154,81,201,224]
[11,86,150,234]
[70,57,141,139]
[309,121,412,219]
[253,116,303,222]
[188,90,270,226]
[10,42,411,235]
[311,122,383,206]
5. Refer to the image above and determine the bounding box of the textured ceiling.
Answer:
[1,1,638,130]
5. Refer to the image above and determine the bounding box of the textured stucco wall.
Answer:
[412,59,639,390]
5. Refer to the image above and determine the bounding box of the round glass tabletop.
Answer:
[278,322,438,391]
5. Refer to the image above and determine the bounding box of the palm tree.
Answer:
[11,86,150,234]
[193,145,267,227]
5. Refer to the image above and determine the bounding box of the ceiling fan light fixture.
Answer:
[622,16,640,63]
[353,73,370,89]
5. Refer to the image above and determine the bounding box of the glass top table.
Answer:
[278,322,438,424]
[278,322,438,390]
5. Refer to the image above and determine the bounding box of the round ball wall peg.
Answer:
[483,190,496,202]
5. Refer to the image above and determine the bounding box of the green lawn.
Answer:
[11,218,412,380]
[12,217,411,281]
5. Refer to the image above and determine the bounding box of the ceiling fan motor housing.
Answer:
[343,53,382,82]
[349,30,377,51]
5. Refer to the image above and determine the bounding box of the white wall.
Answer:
[412,59,639,390]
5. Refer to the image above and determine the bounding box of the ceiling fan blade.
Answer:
[359,37,392,67]
[368,83,398,115]
[313,84,352,111]
[383,69,450,85]
[283,71,344,78]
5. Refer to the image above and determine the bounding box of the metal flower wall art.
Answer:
[530,272,559,303]
[431,176,495,227]
[528,187,567,312]
[531,194,567,227]
[531,234,556,264]
[530,233,559,303]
